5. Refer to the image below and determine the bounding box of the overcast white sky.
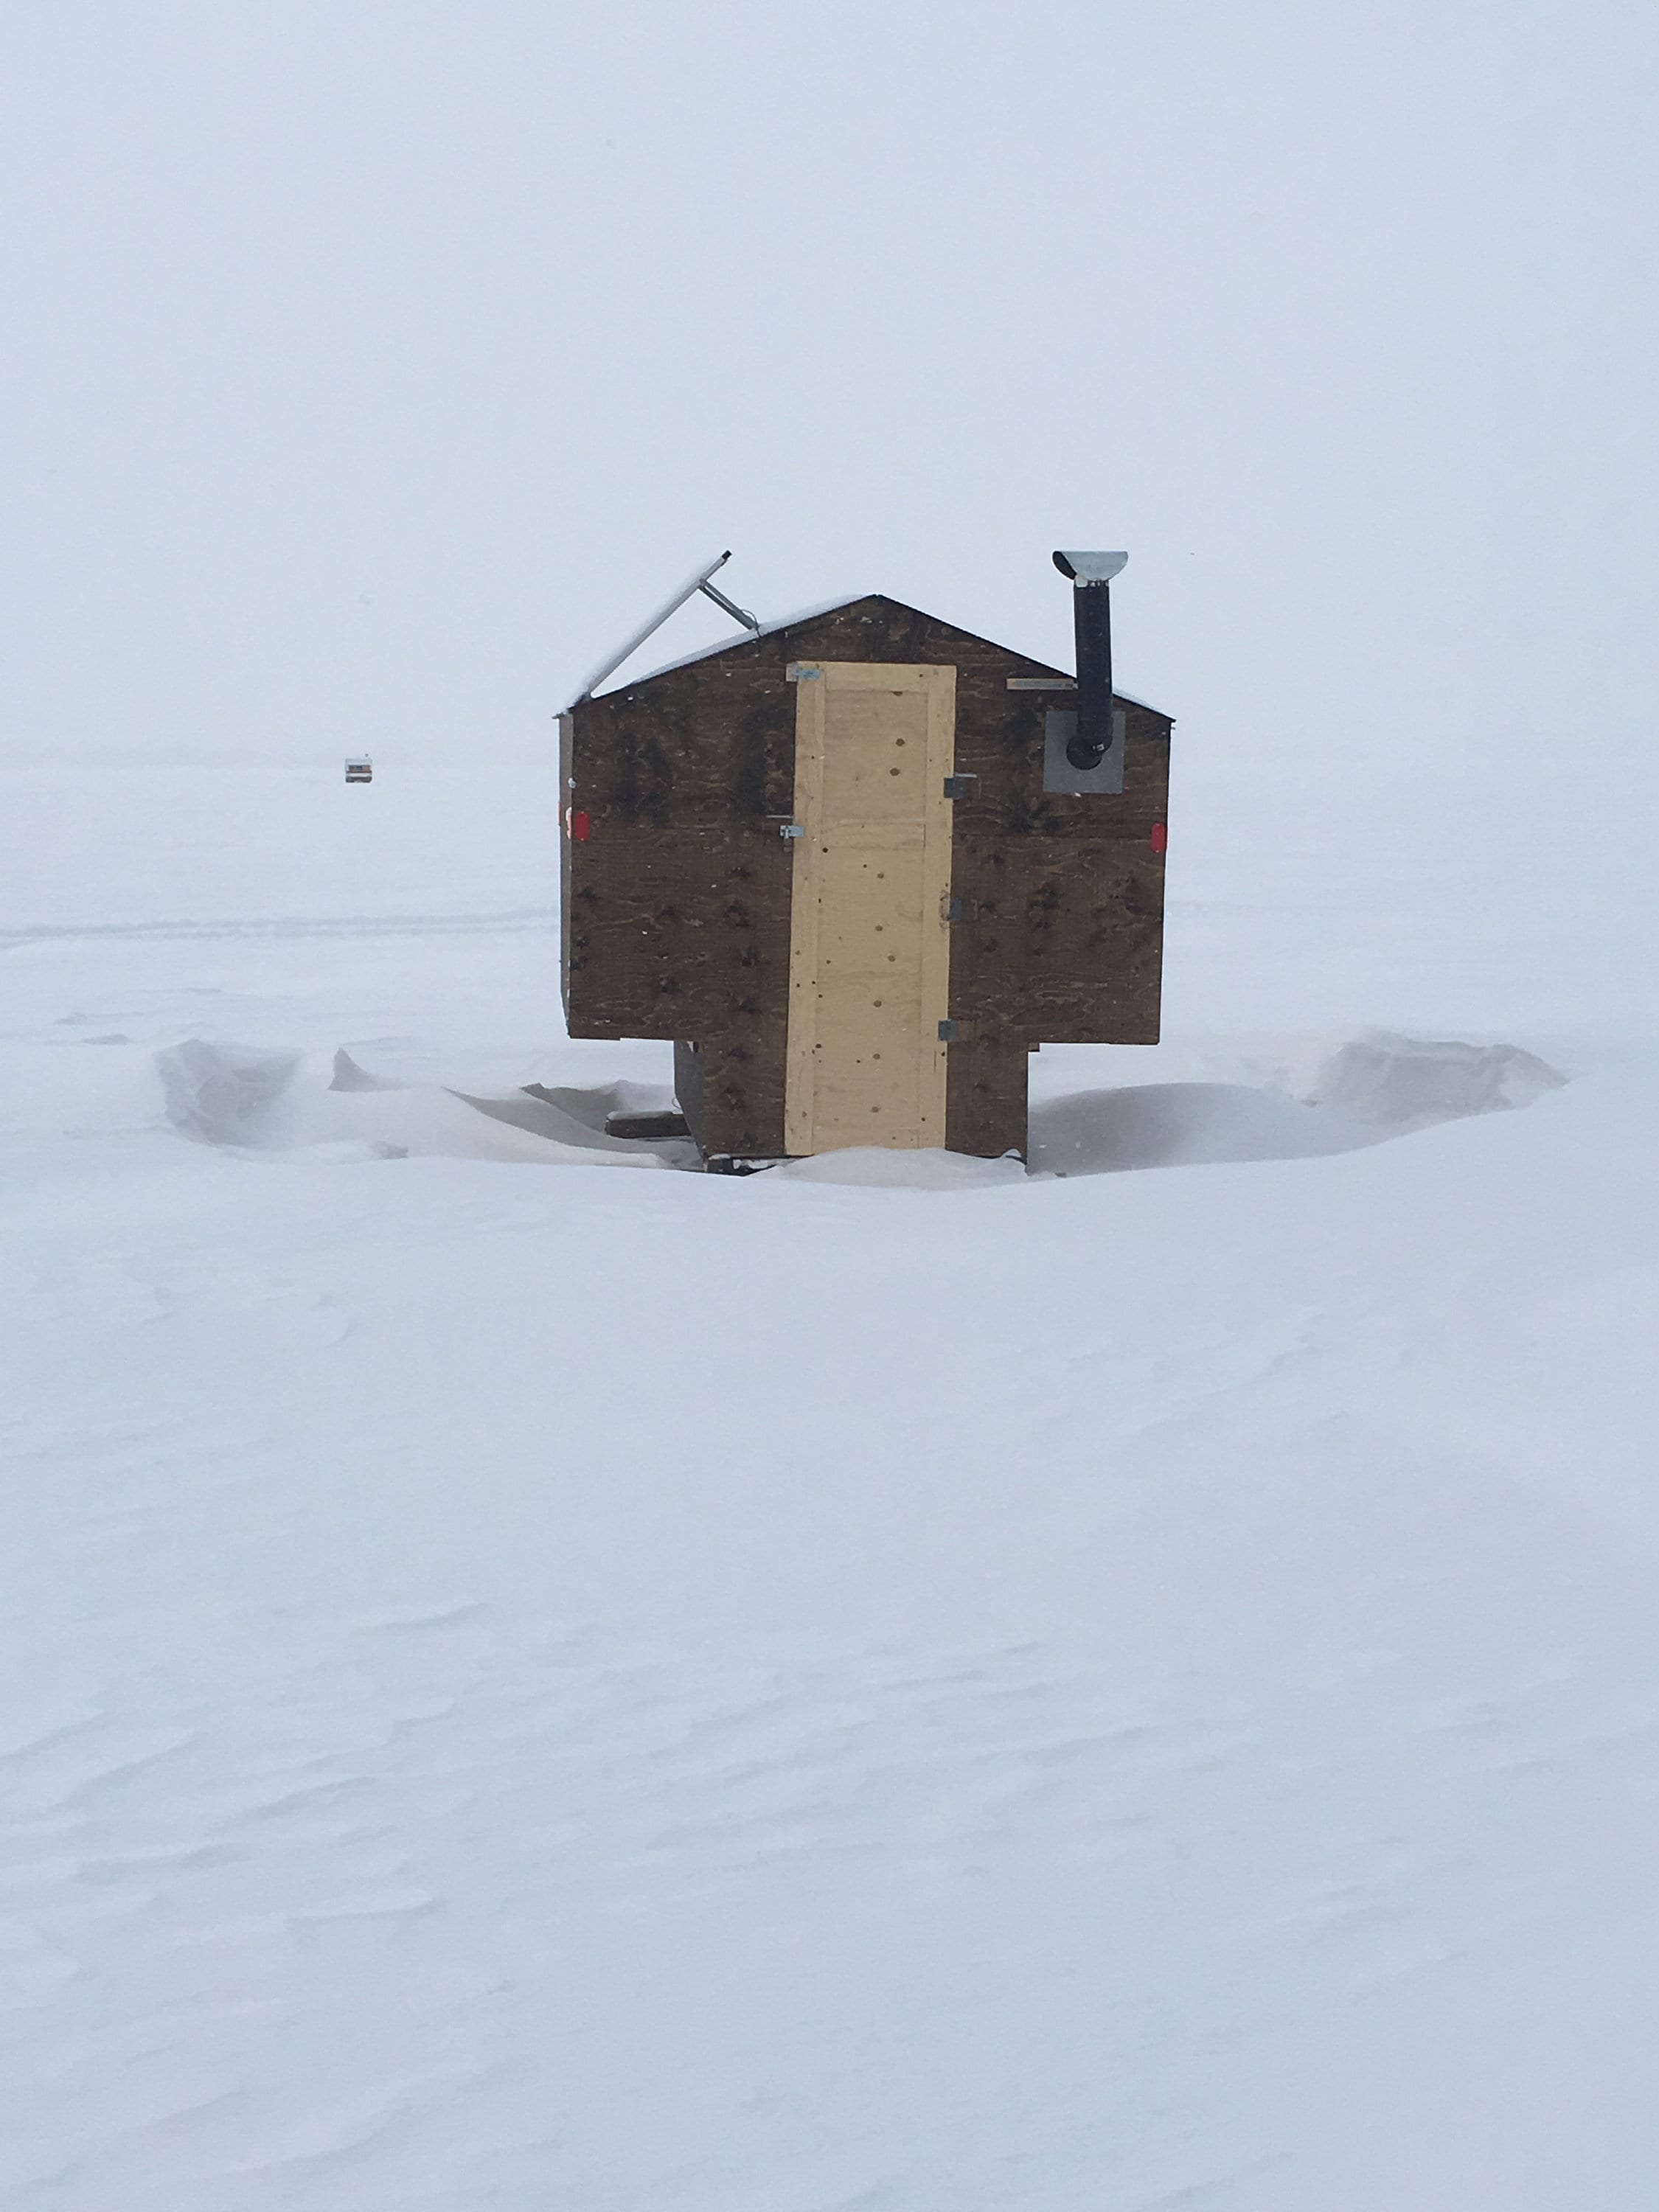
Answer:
[3,1,1655,881]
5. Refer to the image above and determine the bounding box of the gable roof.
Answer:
[594,591,1166,714]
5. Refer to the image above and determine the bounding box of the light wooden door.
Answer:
[785,661,956,1153]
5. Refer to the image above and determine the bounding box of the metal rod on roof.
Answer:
[697,577,760,634]
[568,552,739,708]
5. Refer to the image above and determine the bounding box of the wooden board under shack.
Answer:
[562,594,1172,1162]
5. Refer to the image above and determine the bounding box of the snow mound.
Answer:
[768,1146,1028,1190]
[1029,1081,1373,1176]
[155,1040,304,1143]
[1306,1029,1566,1126]
[157,1034,1565,1186]
[327,1047,403,1093]
[1030,1032,1565,1178]
[156,1042,686,1168]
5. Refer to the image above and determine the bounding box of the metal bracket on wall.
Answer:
[779,822,805,841]
[938,1019,961,1043]
[785,663,823,682]
[942,775,977,799]
[941,895,964,922]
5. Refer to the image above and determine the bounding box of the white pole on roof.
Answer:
[568,552,758,710]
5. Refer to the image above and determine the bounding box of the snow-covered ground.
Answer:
[5,748,1659,2208]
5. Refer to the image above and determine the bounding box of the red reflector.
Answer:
[1151,821,1168,855]
[570,810,591,842]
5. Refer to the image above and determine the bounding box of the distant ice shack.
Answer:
[558,552,1173,1169]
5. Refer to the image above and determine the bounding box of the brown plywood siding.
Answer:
[1018,698,1170,1048]
[564,596,1172,1157]
[566,644,796,1151]
[557,711,574,1026]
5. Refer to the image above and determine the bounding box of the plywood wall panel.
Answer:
[784,664,953,1153]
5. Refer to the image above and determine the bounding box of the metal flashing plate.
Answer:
[1043,708,1126,796]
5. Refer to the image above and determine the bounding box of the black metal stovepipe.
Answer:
[1068,578,1114,771]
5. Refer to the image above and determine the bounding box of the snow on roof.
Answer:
[594,597,866,696]
[595,591,1163,713]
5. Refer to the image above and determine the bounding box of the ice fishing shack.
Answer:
[558,552,1173,1169]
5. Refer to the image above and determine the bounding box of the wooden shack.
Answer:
[559,581,1172,1167]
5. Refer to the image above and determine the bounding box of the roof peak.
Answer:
[591,589,1166,716]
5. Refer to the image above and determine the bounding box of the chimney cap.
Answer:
[1053,549,1128,585]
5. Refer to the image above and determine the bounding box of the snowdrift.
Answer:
[153,1030,1565,1183]
[152,1042,693,1168]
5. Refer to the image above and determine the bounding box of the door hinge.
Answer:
[779,822,805,840]
[785,663,823,682]
[942,774,977,799]
[941,894,964,922]
[938,1018,961,1043]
